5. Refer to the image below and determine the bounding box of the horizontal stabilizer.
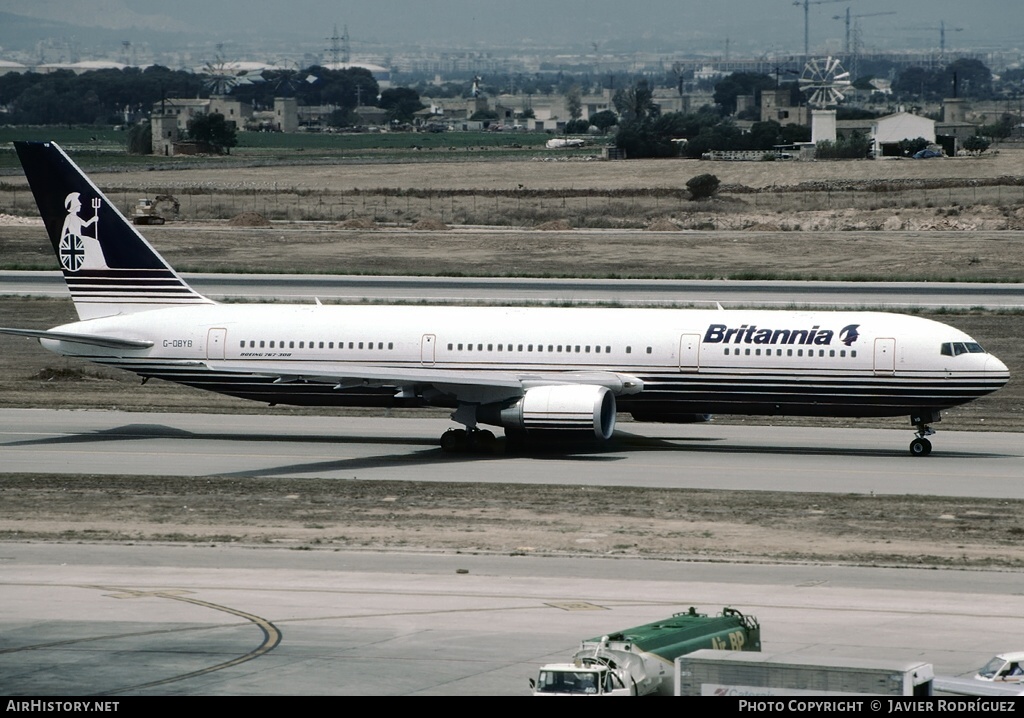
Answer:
[0,327,153,349]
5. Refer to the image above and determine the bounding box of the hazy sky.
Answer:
[5,0,1023,58]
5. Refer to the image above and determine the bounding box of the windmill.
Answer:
[799,55,851,107]
[202,49,240,96]
[799,56,850,145]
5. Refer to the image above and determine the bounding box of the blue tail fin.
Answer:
[14,141,213,320]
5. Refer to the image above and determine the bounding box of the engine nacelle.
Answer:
[480,384,617,440]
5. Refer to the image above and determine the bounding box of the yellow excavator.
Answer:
[131,195,180,225]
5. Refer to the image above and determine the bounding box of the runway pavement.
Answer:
[3,271,1023,308]
[3,410,1023,695]
[1,409,1022,498]
[2,543,1022,696]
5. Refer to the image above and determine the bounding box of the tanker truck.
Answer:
[530,606,760,696]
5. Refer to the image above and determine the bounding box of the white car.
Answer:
[976,653,1024,682]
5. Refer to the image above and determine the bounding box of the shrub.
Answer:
[686,174,721,201]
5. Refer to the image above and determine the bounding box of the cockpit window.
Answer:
[941,342,985,356]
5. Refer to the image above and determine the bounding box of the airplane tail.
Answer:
[14,141,214,320]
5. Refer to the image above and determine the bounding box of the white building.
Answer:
[871,111,936,157]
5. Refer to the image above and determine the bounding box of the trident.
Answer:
[91,197,100,236]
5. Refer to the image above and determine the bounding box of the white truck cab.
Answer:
[975,653,1024,683]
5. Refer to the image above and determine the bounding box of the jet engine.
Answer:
[479,384,616,439]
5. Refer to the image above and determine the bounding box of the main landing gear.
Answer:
[439,403,502,454]
[909,411,940,457]
[440,427,497,453]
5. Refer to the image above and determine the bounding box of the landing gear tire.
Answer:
[475,429,497,452]
[440,428,468,452]
[910,437,932,457]
[439,428,498,454]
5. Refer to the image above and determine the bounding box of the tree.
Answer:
[944,58,992,98]
[815,133,872,159]
[326,108,358,128]
[713,72,774,116]
[686,174,720,200]
[588,109,618,132]
[613,80,658,124]
[127,122,151,155]
[979,114,1014,139]
[613,81,675,158]
[563,118,590,134]
[188,112,237,154]
[566,85,583,120]
[378,87,425,124]
[963,135,991,153]
[897,136,930,156]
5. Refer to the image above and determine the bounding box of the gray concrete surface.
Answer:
[1,544,1020,696]
[1,409,1021,498]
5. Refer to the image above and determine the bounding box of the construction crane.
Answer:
[833,10,896,54]
[899,21,963,62]
[792,0,852,59]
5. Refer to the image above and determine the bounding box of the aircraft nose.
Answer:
[986,355,1010,379]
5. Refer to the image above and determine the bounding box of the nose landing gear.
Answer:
[909,411,940,457]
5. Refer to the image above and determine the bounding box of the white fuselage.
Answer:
[42,303,1009,422]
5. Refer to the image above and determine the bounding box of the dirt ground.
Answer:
[71,148,1024,192]
[2,150,1023,568]
[3,474,1023,570]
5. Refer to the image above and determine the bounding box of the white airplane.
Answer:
[1,141,1011,455]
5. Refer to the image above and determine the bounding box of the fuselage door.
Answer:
[206,328,227,360]
[421,334,436,366]
[679,333,701,372]
[873,337,895,375]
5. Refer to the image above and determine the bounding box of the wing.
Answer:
[206,359,643,404]
[0,327,154,350]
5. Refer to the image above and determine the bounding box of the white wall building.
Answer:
[871,111,936,157]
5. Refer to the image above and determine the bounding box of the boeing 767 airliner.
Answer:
[1,141,1010,455]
